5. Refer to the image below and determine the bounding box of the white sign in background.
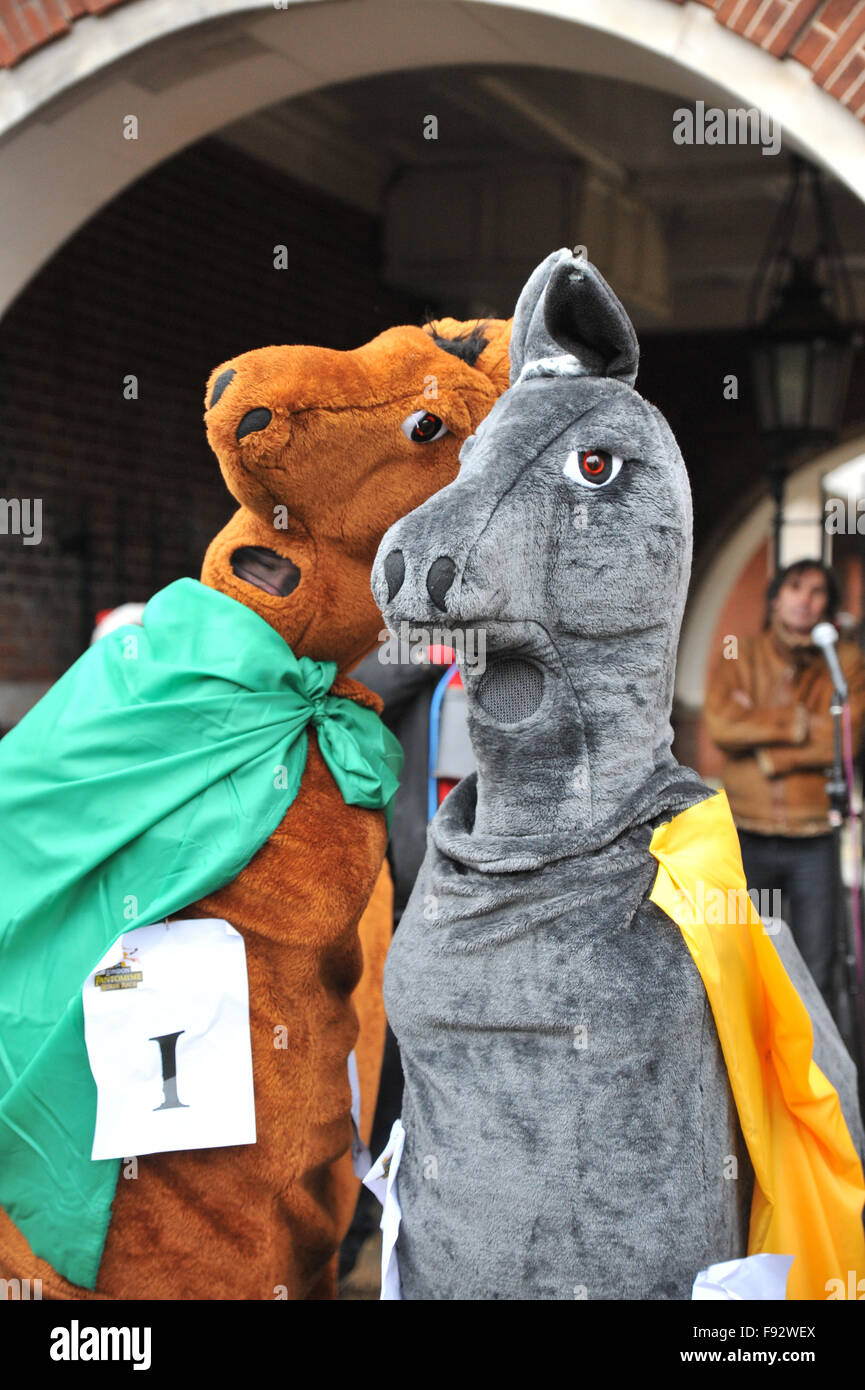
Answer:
[83,918,256,1160]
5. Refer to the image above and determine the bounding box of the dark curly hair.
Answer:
[765,559,841,628]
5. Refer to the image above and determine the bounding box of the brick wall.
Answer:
[0,136,424,722]
[791,0,865,115]
[0,0,130,67]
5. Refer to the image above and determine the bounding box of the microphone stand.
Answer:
[827,687,865,1107]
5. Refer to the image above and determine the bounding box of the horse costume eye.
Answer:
[402,410,448,444]
[563,448,624,488]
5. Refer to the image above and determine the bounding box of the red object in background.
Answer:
[438,776,459,805]
[427,644,456,666]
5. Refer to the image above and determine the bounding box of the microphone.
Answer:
[811,622,848,700]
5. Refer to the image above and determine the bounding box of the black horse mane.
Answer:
[423,318,492,367]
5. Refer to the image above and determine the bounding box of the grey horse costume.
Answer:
[370,249,864,1301]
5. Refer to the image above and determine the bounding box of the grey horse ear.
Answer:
[508,248,581,386]
[543,256,639,385]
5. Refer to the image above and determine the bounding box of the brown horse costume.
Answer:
[0,316,510,1301]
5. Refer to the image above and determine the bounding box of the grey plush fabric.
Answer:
[370,249,863,1300]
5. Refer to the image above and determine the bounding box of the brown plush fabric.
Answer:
[0,316,511,1300]
[347,854,393,1152]
[200,321,512,673]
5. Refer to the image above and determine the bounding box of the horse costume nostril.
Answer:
[426,556,456,611]
[236,407,272,441]
[384,550,405,602]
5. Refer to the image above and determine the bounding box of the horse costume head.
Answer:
[199,318,511,673]
[372,251,865,1307]
[372,249,692,844]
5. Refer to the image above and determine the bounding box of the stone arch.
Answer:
[2,0,865,316]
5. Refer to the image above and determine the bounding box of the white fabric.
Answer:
[83,917,256,1160]
[692,1254,794,1300]
[514,353,588,386]
[363,1118,406,1301]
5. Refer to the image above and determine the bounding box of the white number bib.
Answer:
[83,918,256,1160]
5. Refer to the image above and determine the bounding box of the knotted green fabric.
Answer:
[0,578,402,1289]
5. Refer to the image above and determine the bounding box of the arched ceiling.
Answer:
[2,1,865,320]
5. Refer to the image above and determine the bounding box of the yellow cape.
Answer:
[649,790,865,1300]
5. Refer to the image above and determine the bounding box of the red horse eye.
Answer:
[579,449,613,483]
[563,448,625,488]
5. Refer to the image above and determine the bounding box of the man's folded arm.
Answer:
[704,658,808,752]
[759,646,865,775]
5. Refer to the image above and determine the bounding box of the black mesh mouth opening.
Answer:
[476,658,544,724]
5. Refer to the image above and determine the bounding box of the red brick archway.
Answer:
[4,0,865,124]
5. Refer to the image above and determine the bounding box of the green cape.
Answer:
[0,578,402,1288]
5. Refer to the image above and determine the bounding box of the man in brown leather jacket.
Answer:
[705,559,865,1002]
